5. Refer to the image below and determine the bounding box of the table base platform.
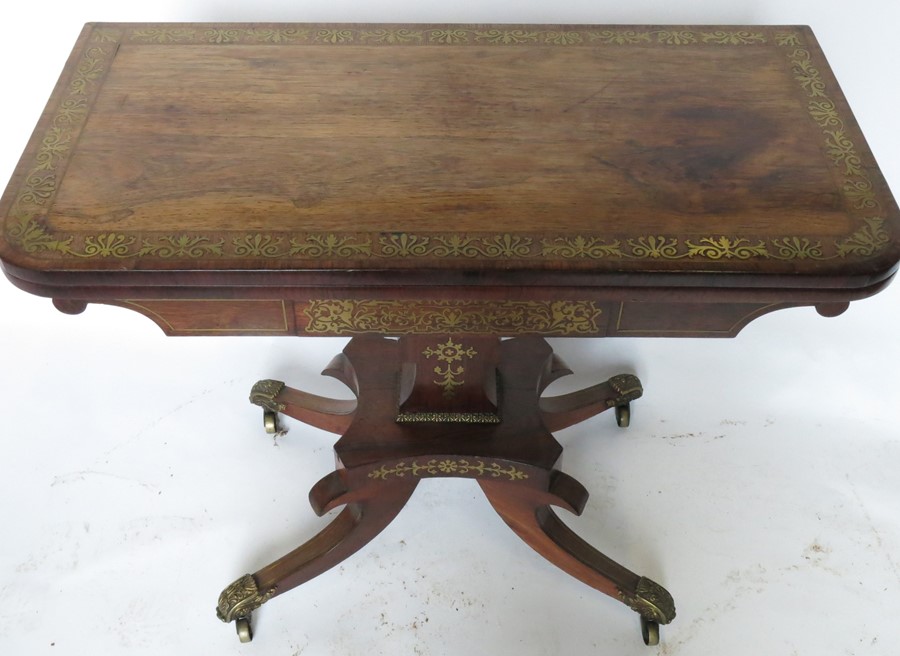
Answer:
[215,335,676,645]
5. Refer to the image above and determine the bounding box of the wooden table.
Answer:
[1,22,898,647]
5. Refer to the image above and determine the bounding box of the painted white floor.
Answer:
[1,2,899,655]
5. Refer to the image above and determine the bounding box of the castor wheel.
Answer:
[615,402,631,428]
[640,616,659,646]
[263,410,279,434]
[236,616,253,643]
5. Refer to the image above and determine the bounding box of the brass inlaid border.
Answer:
[119,26,779,47]
[3,25,891,265]
[300,299,603,335]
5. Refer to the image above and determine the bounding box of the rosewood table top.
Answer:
[1,23,898,337]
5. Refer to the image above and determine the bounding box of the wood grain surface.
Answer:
[0,23,897,335]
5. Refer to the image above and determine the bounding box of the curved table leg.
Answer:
[216,478,418,641]
[250,379,357,435]
[478,477,674,645]
[540,374,643,431]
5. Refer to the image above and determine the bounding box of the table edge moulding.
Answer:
[1,22,898,648]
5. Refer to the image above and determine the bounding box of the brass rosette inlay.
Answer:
[216,574,276,623]
[618,577,676,624]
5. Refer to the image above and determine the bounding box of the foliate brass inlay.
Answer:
[368,459,529,482]
[782,46,889,259]
[249,379,286,413]
[540,218,890,261]
[119,26,775,47]
[422,339,477,399]
[216,574,276,623]
[4,26,890,264]
[618,577,677,625]
[302,300,603,336]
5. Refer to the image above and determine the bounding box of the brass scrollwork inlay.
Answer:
[116,26,781,48]
[360,28,424,44]
[131,28,197,43]
[787,47,880,216]
[301,300,602,336]
[618,577,676,624]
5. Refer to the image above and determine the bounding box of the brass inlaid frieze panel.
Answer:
[368,459,529,482]
[300,300,603,336]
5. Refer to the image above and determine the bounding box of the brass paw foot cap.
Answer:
[217,574,276,623]
[606,374,643,407]
[250,379,287,413]
[618,576,676,625]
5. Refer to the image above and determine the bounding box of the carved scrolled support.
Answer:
[539,373,644,432]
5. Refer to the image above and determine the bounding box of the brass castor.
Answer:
[236,616,253,643]
[263,410,279,434]
[640,616,659,646]
[615,402,631,428]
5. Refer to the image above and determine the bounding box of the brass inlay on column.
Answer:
[422,338,477,399]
